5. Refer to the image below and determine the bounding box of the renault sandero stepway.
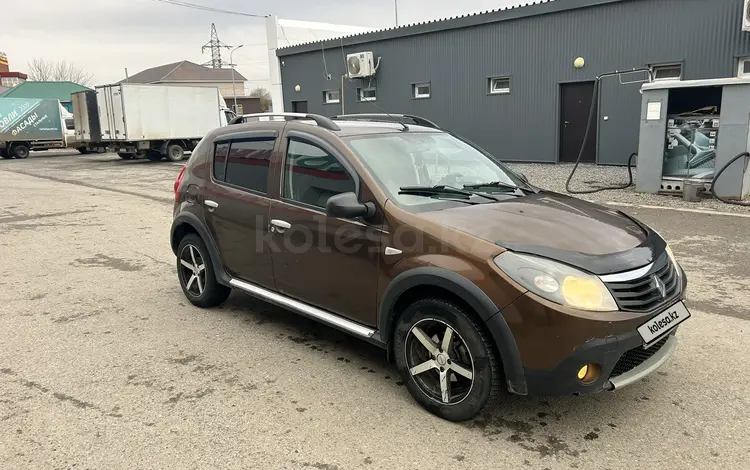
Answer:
[170,113,689,422]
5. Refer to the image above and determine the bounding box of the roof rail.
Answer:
[228,112,340,131]
[330,113,440,129]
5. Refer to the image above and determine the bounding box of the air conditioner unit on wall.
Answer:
[744,0,750,32]
[346,52,375,79]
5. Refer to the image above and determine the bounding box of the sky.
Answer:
[1,0,525,92]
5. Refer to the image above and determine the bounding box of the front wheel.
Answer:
[393,298,502,422]
[176,234,231,308]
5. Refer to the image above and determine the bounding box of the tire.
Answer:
[0,148,10,159]
[166,143,185,162]
[118,152,135,160]
[176,234,231,308]
[11,145,30,159]
[393,298,502,422]
[146,150,163,162]
[77,147,90,155]
[134,149,148,160]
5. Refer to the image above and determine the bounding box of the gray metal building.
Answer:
[276,0,750,165]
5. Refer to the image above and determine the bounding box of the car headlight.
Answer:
[494,252,618,312]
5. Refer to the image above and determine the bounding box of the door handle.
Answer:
[204,200,219,211]
[270,219,291,233]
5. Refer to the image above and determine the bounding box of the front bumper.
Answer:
[522,327,678,396]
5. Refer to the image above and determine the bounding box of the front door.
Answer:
[291,100,308,113]
[560,82,597,163]
[268,135,380,325]
[202,131,279,290]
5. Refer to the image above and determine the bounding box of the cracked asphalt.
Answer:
[1,151,749,469]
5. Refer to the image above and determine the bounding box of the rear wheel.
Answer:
[166,143,185,162]
[11,144,30,159]
[393,298,502,422]
[176,234,231,308]
[0,148,10,159]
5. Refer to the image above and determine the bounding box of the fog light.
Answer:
[576,363,601,384]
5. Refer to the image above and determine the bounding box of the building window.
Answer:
[412,82,431,99]
[650,64,682,81]
[357,87,377,102]
[738,58,750,77]
[489,77,511,94]
[323,90,340,104]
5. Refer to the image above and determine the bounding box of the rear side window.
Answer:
[283,139,355,209]
[213,142,230,180]
[224,138,275,194]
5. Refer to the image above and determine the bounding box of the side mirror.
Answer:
[326,192,376,219]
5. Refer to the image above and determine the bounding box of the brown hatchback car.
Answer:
[170,113,689,422]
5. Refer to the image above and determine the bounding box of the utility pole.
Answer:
[230,45,244,113]
[201,23,232,69]
[394,0,399,26]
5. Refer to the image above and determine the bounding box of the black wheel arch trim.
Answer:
[170,212,231,285]
[379,267,527,395]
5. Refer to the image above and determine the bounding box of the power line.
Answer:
[150,0,268,18]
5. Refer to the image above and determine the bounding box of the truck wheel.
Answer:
[146,150,163,162]
[134,150,148,160]
[0,149,10,159]
[166,144,185,162]
[118,152,135,160]
[12,145,30,159]
[77,147,90,155]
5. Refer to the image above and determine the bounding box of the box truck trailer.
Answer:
[0,98,68,159]
[73,84,235,161]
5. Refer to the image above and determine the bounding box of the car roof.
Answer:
[214,117,444,139]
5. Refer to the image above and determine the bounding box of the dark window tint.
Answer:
[224,138,275,193]
[284,139,355,209]
[213,142,230,181]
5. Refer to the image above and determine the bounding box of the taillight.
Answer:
[174,165,187,202]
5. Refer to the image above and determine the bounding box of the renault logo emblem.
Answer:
[653,276,666,297]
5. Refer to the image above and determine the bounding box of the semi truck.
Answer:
[72,83,235,161]
[0,97,68,159]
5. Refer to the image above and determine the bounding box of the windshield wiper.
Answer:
[463,181,534,194]
[399,185,500,202]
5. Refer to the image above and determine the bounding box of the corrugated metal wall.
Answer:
[279,0,750,164]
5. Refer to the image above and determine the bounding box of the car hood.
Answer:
[418,192,659,274]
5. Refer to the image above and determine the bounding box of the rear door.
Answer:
[201,128,280,290]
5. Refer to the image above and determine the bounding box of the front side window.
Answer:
[224,138,275,193]
[345,132,528,211]
[284,139,355,209]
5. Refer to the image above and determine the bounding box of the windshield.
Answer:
[345,132,528,210]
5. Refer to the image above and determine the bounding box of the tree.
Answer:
[26,59,94,86]
[249,86,272,112]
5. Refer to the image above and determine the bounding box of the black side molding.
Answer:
[379,267,527,395]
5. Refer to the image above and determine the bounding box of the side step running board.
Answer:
[229,278,377,338]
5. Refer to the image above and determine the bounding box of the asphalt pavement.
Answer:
[1,151,748,469]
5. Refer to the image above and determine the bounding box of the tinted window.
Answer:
[224,138,275,193]
[213,142,230,181]
[284,139,355,209]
